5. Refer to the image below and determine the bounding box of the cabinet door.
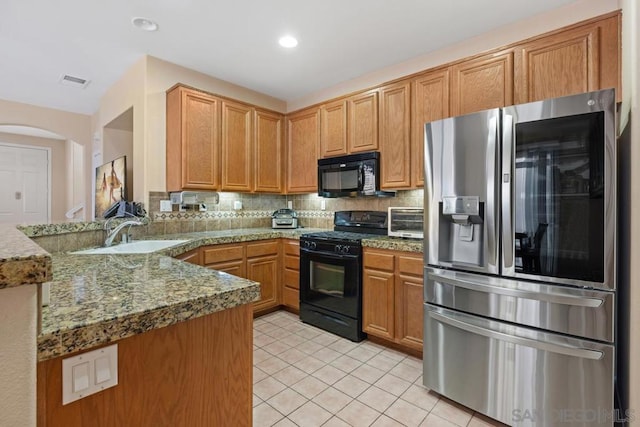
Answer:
[450,50,514,116]
[395,274,423,351]
[167,87,219,191]
[379,81,411,189]
[348,90,378,153]
[362,268,395,340]
[412,69,450,187]
[247,255,280,312]
[221,100,253,191]
[320,100,348,158]
[254,109,284,193]
[513,15,620,104]
[286,108,320,193]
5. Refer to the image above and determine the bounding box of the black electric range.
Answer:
[299,211,387,341]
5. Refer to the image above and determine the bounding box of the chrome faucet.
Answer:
[104,218,145,247]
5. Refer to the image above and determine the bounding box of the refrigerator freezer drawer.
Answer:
[423,304,615,427]
[426,268,614,342]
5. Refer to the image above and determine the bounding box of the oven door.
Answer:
[300,248,361,318]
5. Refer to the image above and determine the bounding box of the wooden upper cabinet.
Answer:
[320,100,348,158]
[514,14,620,104]
[254,109,284,193]
[411,69,450,187]
[286,107,320,193]
[221,100,253,191]
[379,81,411,189]
[166,86,220,191]
[450,50,514,116]
[348,90,379,153]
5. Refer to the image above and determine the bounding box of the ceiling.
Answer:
[0,0,578,115]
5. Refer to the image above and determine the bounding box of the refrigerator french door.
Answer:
[423,89,617,427]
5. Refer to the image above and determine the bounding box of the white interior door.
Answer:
[0,144,49,224]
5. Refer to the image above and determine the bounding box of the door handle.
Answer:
[429,309,603,360]
[15,191,22,200]
[429,271,604,308]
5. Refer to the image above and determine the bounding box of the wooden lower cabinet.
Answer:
[281,239,300,311]
[362,248,424,352]
[247,241,280,314]
[174,248,200,265]
[198,241,280,313]
[37,304,253,427]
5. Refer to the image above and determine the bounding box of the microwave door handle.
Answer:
[358,164,364,190]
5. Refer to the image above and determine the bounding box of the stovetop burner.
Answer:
[301,210,388,243]
[300,230,381,244]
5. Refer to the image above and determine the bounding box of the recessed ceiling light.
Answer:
[132,17,159,32]
[278,35,298,48]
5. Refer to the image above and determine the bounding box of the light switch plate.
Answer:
[62,344,118,405]
[233,200,242,210]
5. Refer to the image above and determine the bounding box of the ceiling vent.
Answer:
[59,74,90,89]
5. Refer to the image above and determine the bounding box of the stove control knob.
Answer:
[335,245,342,254]
[310,241,317,250]
[342,245,351,254]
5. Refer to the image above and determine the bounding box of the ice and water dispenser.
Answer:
[438,196,484,266]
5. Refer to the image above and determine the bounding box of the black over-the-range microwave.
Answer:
[317,151,395,198]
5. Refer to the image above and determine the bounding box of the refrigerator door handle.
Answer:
[485,115,499,270]
[501,113,515,273]
[429,271,604,308]
[429,310,604,360]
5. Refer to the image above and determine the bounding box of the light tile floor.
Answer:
[253,311,507,427]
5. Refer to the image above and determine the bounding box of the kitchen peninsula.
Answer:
[19,225,278,427]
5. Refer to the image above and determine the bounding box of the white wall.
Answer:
[0,285,38,427]
[620,0,639,423]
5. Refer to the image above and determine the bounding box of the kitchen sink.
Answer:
[71,240,190,255]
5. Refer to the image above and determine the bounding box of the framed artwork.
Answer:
[95,156,126,218]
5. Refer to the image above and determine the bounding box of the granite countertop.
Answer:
[0,224,51,288]
[37,227,422,361]
[39,253,260,361]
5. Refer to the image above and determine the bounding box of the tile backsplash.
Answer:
[148,189,424,231]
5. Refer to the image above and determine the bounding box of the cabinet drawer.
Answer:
[283,269,300,290]
[175,249,200,265]
[398,255,423,276]
[284,254,300,271]
[283,240,300,256]
[202,245,244,265]
[364,251,395,271]
[205,260,245,277]
[246,240,279,258]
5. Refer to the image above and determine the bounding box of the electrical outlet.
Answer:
[320,200,326,211]
[160,200,172,212]
[287,200,293,209]
[233,200,242,210]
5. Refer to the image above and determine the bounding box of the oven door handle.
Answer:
[300,248,360,261]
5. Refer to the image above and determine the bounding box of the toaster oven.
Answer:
[388,207,424,239]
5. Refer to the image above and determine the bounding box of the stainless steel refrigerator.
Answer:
[423,89,618,426]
